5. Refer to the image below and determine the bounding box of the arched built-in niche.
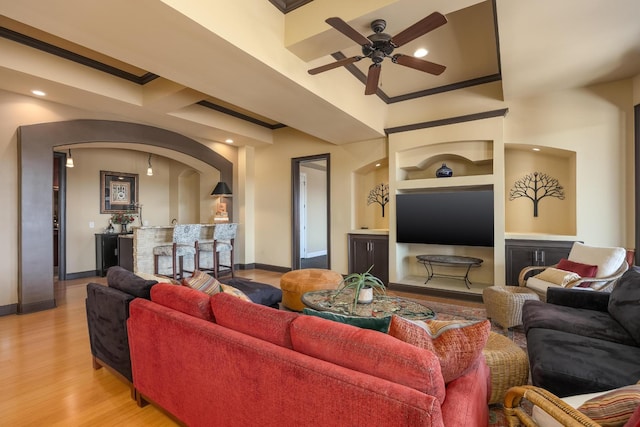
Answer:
[18,119,233,313]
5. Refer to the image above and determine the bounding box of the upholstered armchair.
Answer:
[519,242,628,300]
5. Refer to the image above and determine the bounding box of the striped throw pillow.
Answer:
[578,384,640,427]
[182,270,221,295]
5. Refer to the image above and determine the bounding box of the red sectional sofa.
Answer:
[127,284,490,427]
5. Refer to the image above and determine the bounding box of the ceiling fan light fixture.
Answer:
[414,48,428,58]
[308,13,448,95]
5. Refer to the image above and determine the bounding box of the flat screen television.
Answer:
[396,189,494,247]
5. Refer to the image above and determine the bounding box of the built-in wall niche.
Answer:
[353,159,389,230]
[397,140,493,182]
[505,145,576,236]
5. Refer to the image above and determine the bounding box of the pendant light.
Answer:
[147,154,153,176]
[65,149,74,168]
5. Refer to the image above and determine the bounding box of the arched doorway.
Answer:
[18,119,233,313]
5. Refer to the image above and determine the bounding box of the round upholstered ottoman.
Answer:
[280,268,343,311]
[482,286,540,332]
[483,332,529,405]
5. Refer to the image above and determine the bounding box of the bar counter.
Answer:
[131,225,217,275]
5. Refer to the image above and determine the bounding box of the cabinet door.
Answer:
[348,235,371,275]
[505,246,535,285]
[118,237,134,272]
[369,237,389,285]
[96,234,119,276]
[348,234,389,285]
[505,240,575,286]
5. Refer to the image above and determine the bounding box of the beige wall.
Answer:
[504,147,576,235]
[0,74,638,308]
[64,147,218,274]
[253,128,387,274]
[504,80,634,247]
[354,165,390,230]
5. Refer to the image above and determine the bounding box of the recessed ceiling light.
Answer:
[375,163,381,167]
[532,147,541,151]
[413,48,428,58]
[31,90,46,96]
[224,139,234,144]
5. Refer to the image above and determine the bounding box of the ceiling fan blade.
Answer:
[391,12,447,47]
[364,64,381,95]
[393,54,446,75]
[308,56,362,75]
[326,17,372,47]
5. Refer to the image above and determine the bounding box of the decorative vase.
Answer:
[357,287,374,304]
[436,163,453,178]
[121,223,128,233]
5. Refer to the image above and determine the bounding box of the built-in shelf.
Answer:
[396,174,494,191]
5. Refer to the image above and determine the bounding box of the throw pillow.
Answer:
[302,308,392,333]
[557,258,599,288]
[577,384,640,427]
[533,267,581,286]
[388,315,491,383]
[220,283,252,302]
[182,270,221,295]
[134,271,181,285]
[557,258,598,278]
[608,268,640,346]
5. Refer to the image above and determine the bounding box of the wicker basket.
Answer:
[483,286,540,331]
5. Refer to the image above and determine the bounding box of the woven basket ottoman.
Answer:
[280,268,343,311]
[482,285,540,333]
[483,332,529,405]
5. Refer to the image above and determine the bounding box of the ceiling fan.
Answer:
[308,12,448,95]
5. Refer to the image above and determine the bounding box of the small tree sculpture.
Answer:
[509,172,565,217]
[367,183,389,217]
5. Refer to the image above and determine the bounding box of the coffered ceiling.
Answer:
[0,0,638,147]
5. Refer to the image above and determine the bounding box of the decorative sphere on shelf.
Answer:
[436,163,453,178]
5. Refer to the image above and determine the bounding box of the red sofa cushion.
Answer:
[290,315,446,404]
[210,292,299,349]
[151,283,214,321]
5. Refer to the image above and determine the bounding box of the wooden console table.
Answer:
[416,254,483,289]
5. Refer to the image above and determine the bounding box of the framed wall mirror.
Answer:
[292,154,330,270]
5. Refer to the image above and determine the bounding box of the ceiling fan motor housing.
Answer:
[363,19,395,60]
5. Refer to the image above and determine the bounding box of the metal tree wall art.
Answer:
[368,183,389,217]
[509,172,565,217]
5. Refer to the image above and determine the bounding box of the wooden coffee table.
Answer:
[301,289,436,320]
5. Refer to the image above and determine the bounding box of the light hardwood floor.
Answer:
[0,269,482,426]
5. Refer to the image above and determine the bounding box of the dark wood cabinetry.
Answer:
[348,233,389,285]
[505,239,576,285]
[95,233,122,276]
[117,236,134,272]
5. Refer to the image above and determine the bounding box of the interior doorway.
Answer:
[292,154,330,270]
